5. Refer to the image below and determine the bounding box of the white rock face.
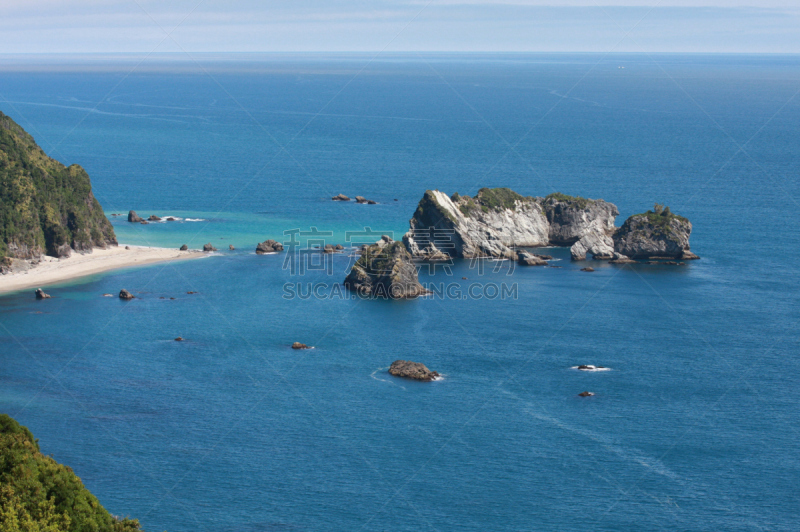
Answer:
[403,190,550,259]
[404,189,618,260]
[570,233,615,261]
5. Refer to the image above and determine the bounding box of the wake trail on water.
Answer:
[371,368,406,390]
[498,387,681,482]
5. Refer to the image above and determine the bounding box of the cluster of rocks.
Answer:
[127,210,179,225]
[401,189,699,264]
[256,240,284,254]
[331,194,377,204]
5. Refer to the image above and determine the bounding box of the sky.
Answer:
[0,1,798,54]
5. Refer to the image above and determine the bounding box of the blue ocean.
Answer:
[1,53,799,531]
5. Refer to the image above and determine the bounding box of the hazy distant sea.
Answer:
[1,54,799,531]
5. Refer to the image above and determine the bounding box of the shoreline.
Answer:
[0,245,208,296]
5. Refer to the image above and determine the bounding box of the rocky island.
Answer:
[344,236,430,298]
[401,188,697,263]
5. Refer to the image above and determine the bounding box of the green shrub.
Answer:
[0,415,143,532]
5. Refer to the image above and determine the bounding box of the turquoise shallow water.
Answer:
[1,54,799,531]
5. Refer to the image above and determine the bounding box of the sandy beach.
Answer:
[0,245,207,295]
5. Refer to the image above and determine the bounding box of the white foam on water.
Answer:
[571,365,612,372]
[370,367,406,390]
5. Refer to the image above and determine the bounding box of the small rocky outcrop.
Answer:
[119,289,135,300]
[174,337,184,342]
[580,267,595,272]
[292,342,311,350]
[355,196,367,203]
[127,210,144,223]
[517,251,548,266]
[577,365,606,371]
[344,237,429,298]
[332,194,350,201]
[388,360,440,381]
[202,243,217,252]
[34,288,50,299]
[578,391,595,397]
[229,244,235,250]
[613,205,698,260]
[179,244,188,251]
[255,240,284,254]
[148,215,161,222]
[166,217,176,221]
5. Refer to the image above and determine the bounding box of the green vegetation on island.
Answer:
[0,111,116,262]
[0,414,142,532]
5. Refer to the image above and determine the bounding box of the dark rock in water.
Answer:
[166,217,176,221]
[332,194,350,201]
[127,210,144,223]
[187,291,197,294]
[292,342,311,350]
[119,289,135,300]
[140,221,148,225]
[35,288,50,299]
[580,267,595,272]
[229,244,235,250]
[518,251,548,266]
[174,337,184,342]
[202,243,217,252]
[613,206,697,260]
[170,297,175,300]
[323,244,336,254]
[148,215,161,222]
[577,365,606,371]
[394,199,398,201]
[389,360,440,381]
[533,253,553,260]
[335,244,344,250]
[578,391,595,397]
[367,200,377,204]
[256,239,284,254]
[180,244,188,251]
[462,277,468,280]
[355,196,367,203]
[344,238,430,299]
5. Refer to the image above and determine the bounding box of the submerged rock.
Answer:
[34,288,50,299]
[174,337,184,342]
[332,194,350,201]
[229,244,235,250]
[580,267,595,272]
[344,238,429,298]
[388,360,440,381]
[613,206,698,260]
[578,391,595,397]
[119,289,135,300]
[127,210,144,223]
[255,239,284,254]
